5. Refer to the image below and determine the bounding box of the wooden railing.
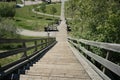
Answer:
[68,37,120,80]
[0,38,56,79]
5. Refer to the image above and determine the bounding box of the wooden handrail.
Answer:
[68,37,120,80]
[68,37,120,53]
[0,38,51,43]
[0,38,57,79]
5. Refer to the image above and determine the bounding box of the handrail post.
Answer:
[45,39,47,47]
[103,51,113,79]
[51,38,54,44]
[86,45,92,62]
[34,40,37,52]
[76,40,80,50]
[41,39,44,49]
[49,38,51,44]
[103,51,111,73]
[21,42,27,58]
[47,38,49,46]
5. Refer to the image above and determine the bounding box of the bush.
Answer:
[0,2,16,18]
[40,2,46,13]
[0,18,19,38]
[67,0,120,65]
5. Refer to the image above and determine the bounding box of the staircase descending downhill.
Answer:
[20,0,101,80]
[20,20,91,80]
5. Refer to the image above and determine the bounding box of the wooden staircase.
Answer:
[20,41,91,80]
[20,0,94,80]
[20,12,91,80]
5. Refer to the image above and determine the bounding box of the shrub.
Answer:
[0,18,19,38]
[0,2,16,18]
[40,2,46,13]
[67,0,120,65]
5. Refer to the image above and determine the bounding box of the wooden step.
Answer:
[20,74,91,80]
[20,75,49,80]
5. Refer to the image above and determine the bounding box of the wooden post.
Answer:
[103,51,111,73]
[50,38,53,44]
[103,51,114,79]
[22,42,27,58]
[48,38,50,45]
[76,40,82,51]
[46,39,48,47]
[41,39,44,49]
[86,45,92,62]
[34,41,37,52]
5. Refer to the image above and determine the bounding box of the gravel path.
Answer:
[24,0,42,5]
[18,29,56,37]
[24,0,61,5]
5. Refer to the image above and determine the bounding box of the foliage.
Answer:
[67,0,120,64]
[50,6,57,15]
[67,0,120,43]
[40,2,46,13]
[0,2,16,18]
[0,18,19,38]
[50,6,57,22]
[35,3,61,15]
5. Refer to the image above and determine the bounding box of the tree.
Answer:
[0,2,16,18]
[67,0,120,72]
[50,6,57,21]
[40,2,46,14]
[0,19,19,38]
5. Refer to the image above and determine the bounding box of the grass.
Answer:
[0,53,23,67]
[15,4,59,31]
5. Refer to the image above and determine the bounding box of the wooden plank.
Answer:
[69,40,120,77]
[68,38,120,53]
[0,48,25,59]
[0,39,40,43]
